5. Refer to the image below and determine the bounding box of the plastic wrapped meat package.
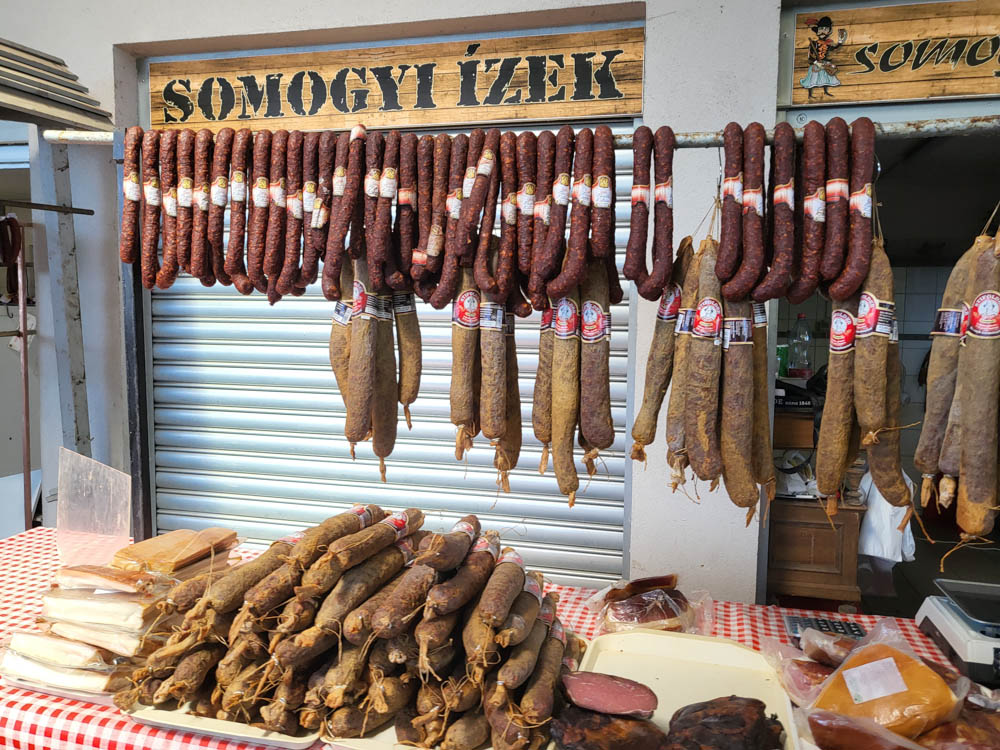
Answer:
[0,632,134,696]
[760,637,835,707]
[584,574,715,636]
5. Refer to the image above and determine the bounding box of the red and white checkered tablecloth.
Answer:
[0,527,948,750]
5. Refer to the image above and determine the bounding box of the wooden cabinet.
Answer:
[767,499,864,603]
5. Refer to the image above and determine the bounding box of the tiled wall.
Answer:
[776,266,952,484]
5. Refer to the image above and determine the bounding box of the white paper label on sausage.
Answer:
[471,534,500,560]
[302,181,316,213]
[850,184,873,218]
[380,510,410,540]
[452,519,477,541]
[654,178,673,208]
[552,174,571,206]
[379,168,398,199]
[210,176,228,207]
[497,548,524,568]
[447,190,462,220]
[426,224,445,257]
[397,188,416,207]
[550,619,566,645]
[230,171,247,203]
[524,574,543,603]
[723,173,743,205]
[752,301,768,328]
[123,173,141,202]
[463,167,476,199]
[826,177,849,202]
[392,292,417,316]
[162,189,178,218]
[518,183,536,215]
[143,179,161,206]
[534,199,550,225]
[364,170,381,198]
[312,202,328,229]
[252,178,269,209]
[476,149,495,177]
[573,175,592,207]
[630,184,650,210]
[350,124,366,142]
[773,181,794,211]
[591,175,613,208]
[332,300,353,326]
[177,179,193,208]
[194,187,209,212]
[332,168,347,197]
[479,301,505,330]
[805,187,826,223]
[502,194,518,226]
[269,179,286,208]
[287,193,303,220]
[349,504,373,528]
[742,187,764,217]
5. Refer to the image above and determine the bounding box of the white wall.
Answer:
[6,0,781,601]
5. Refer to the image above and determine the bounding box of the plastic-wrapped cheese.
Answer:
[812,643,961,739]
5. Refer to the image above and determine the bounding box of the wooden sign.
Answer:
[148,28,643,132]
[792,1,1000,106]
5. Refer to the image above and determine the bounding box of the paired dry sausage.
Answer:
[786,121,826,304]
[636,126,675,300]
[828,118,876,300]
[154,130,180,289]
[119,126,144,264]
[722,123,765,302]
[715,122,743,282]
[752,122,795,301]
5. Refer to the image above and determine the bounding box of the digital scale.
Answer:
[916,578,1000,688]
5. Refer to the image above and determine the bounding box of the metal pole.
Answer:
[17,222,30,529]
[0,198,93,216]
[42,130,114,145]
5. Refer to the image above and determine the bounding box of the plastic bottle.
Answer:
[788,312,812,379]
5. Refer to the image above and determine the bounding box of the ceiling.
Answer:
[876,133,1000,266]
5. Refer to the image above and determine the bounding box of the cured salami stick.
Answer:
[223,128,253,295]
[190,128,214,286]
[816,296,859,497]
[622,125,652,285]
[720,299,757,509]
[605,162,623,306]
[870,329,909,508]
[428,134,469,309]
[394,291,421,430]
[548,128,593,300]
[589,125,615,260]
[472,147,503,299]
[297,131,319,289]
[479,250,507,441]
[494,308,521,491]
[819,117,850,282]
[516,132,537,274]
[381,141,408,293]
[715,122,743,282]
[685,238,724,483]
[494,132,519,301]
[276,130,304,295]
[323,125,365,301]
[829,117,876,301]
[957,235,1000,535]
[154,130,179,290]
[551,287,581,505]
[914,237,988,502]
[460,128,500,274]
[305,130,339,284]
[119,126,143,264]
[854,239,893,442]
[329,262,355,414]
[750,300,775,501]
[528,131,556,310]
[460,128,486,265]
[139,129,161,289]
[533,305,555,473]
[722,123,765,302]
[174,129,195,275]
[397,132,418,276]
[372,291,397,481]
[532,126,575,296]
[451,265,480,458]
[631,237,693,461]
[752,122,795,302]
[345,256,377,444]
[247,130,271,293]
[636,126,675,300]
[580,256,614,451]
[410,135,434,272]
[787,121,826,304]
[362,130,387,291]
[938,386,962,507]
[263,129,289,302]
[412,134,450,280]
[208,127,234,287]
[665,249,703,479]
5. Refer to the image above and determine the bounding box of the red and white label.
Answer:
[657,283,682,322]
[581,300,609,343]
[302,181,316,213]
[539,603,555,627]
[498,549,524,568]
[477,149,496,177]
[397,187,416,207]
[351,279,367,317]
[380,511,410,539]
[857,293,894,337]
[194,184,210,212]
[123,172,141,202]
[452,520,477,541]
[177,177,194,208]
[211,175,228,207]
[518,182,536,215]
[552,173,571,206]
[452,288,481,329]
[395,535,419,565]
[463,167,477,199]
[969,290,1000,338]
[162,188,178,218]
[850,184,873,218]
[692,297,723,338]
[446,189,462,220]
[826,178,849,202]
[230,171,247,204]
[805,187,826,222]
[143,176,161,206]
[252,177,269,208]
[311,201,328,229]
[349,124,366,142]
[829,308,856,352]
[742,187,764,217]
[379,168,398,199]
[277,530,306,546]
[471,534,500,560]
[592,174,613,208]
[524,575,543,603]
[349,504,374,528]
[722,173,743,204]
[502,193,518,225]
[364,169,381,198]
[572,175,592,207]
[550,619,566,645]
[631,183,651,210]
[773,180,794,211]
[554,297,580,339]
[654,178,673,208]
[332,166,347,197]
[540,307,555,332]
[287,190,303,219]
[533,197,551,225]
[426,224,445,257]
[269,178,287,208]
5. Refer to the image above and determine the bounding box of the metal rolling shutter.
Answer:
[150,122,634,587]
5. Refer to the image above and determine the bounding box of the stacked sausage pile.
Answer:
[913,231,1000,540]
[115,505,582,748]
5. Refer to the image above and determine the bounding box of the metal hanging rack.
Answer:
[0,199,94,530]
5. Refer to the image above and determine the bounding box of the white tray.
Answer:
[578,629,801,749]
[124,702,320,750]
[0,675,119,706]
